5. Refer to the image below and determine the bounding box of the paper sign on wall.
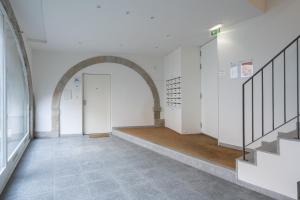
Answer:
[240,61,253,78]
[230,63,239,79]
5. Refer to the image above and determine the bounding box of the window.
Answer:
[0,10,4,171]
[4,18,29,159]
[0,4,30,183]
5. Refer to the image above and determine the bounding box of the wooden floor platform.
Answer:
[117,127,242,169]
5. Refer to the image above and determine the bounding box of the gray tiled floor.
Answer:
[1,136,273,200]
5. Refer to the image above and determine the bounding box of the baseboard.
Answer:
[34,131,58,138]
[219,142,256,154]
[60,133,84,137]
[113,125,156,129]
[219,142,243,151]
[179,132,202,135]
[201,132,218,139]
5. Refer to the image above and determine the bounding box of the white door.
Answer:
[201,39,219,139]
[83,74,111,134]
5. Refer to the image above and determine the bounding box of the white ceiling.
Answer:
[10,0,262,56]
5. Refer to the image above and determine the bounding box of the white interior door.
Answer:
[83,74,111,134]
[201,39,219,139]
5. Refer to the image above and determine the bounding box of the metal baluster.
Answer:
[297,40,300,139]
[284,51,287,123]
[262,70,264,136]
[272,60,275,130]
[252,79,254,142]
[242,84,246,160]
[298,181,300,200]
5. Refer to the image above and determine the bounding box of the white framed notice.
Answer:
[230,63,239,79]
[240,61,253,78]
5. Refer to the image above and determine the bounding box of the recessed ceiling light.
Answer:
[96,5,101,9]
[165,34,171,38]
[209,24,223,31]
[125,11,131,15]
[150,16,155,20]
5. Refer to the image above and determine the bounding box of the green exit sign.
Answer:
[210,28,221,36]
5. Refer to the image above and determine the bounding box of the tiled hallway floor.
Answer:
[1,136,273,200]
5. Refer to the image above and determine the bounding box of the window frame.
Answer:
[0,2,30,175]
[3,11,30,162]
[0,8,6,174]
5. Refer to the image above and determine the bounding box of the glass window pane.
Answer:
[5,19,29,158]
[0,11,4,170]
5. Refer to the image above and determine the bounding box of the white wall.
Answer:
[163,47,201,134]
[32,50,164,133]
[216,0,300,147]
[163,48,182,133]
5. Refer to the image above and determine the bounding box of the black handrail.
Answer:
[243,36,300,85]
[242,35,300,160]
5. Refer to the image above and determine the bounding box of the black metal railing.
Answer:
[298,181,300,200]
[242,35,300,160]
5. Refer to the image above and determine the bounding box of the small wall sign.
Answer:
[230,63,239,79]
[74,77,80,87]
[240,61,254,78]
[210,28,221,37]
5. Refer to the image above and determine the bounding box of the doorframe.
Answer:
[82,73,112,135]
[199,38,220,141]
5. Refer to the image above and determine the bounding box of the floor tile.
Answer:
[126,183,168,200]
[90,190,129,200]
[54,174,85,190]
[3,192,54,200]
[115,172,148,187]
[88,179,120,197]
[82,169,111,183]
[54,185,90,200]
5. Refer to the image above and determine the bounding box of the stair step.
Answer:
[278,130,300,140]
[256,140,278,154]
[238,123,300,167]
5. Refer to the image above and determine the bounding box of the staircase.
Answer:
[238,35,300,200]
[237,128,300,199]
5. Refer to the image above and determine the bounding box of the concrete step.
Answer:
[238,140,278,166]
[256,140,278,154]
[278,130,300,140]
[239,128,300,165]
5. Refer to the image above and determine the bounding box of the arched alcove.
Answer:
[51,56,163,136]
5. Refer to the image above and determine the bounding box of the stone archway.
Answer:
[51,56,163,136]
